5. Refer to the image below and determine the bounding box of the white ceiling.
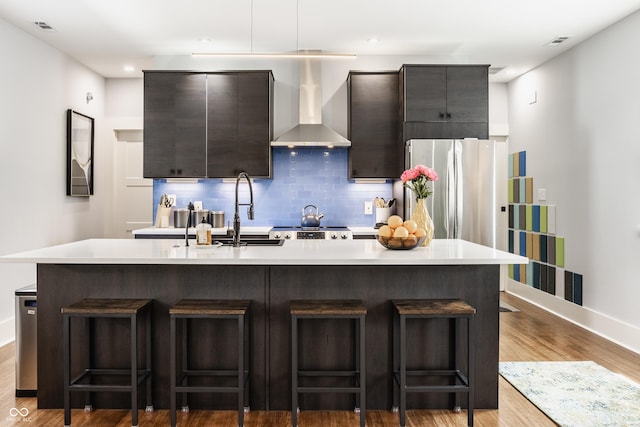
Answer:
[1,0,639,82]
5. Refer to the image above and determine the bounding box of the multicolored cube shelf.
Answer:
[507,151,583,306]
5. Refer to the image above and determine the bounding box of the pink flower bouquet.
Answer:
[401,165,438,199]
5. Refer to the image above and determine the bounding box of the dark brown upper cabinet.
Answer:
[207,71,273,178]
[347,71,401,179]
[143,72,207,178]
[400,65,489,140]
[143,70,273,179]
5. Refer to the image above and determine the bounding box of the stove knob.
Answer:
[330,232,338,240]
[273,232,281,239]
[341,233,349,239]
[284,233,292,239]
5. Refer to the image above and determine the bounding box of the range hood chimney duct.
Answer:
[271,58,350,147]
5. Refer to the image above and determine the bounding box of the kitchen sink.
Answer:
[215,238,284,246]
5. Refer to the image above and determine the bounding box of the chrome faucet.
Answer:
[233,172,254,247]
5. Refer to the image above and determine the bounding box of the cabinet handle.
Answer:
[170,168,175,175]
[177,169,182,175]
[446,113,452,119]
[439,112,445,119]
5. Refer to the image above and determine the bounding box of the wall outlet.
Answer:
[364,201,373,215]
[193,201,203,211]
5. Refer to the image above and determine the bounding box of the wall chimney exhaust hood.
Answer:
[271,58,350,148]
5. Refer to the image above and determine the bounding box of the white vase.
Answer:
[410,198,434,247]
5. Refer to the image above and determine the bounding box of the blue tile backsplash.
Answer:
[153,148,394,227]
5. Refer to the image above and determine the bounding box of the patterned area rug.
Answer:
[500,361,640,426]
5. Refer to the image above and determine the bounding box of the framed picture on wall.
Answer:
[66,109,94,196]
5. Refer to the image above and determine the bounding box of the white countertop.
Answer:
[0,238,528,266]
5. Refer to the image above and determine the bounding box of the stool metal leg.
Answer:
[244,315,250,412]
[131,314,138,427]
[237,314,245,427]
[181,318,189,412]
[453,318,461,413]
[359,314,366,427]
[85,317,94,412]
[392,309,399,413]
[399,314,407,427]
[170,315,177,427]
[146,309,153,412]
[354,317,361,413]
[291,314,298,427]
[63,314,71,427]
[468,316,474,427]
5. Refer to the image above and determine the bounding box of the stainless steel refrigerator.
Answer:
[404,139,507,248]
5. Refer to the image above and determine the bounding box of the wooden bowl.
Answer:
[376,235,426,250]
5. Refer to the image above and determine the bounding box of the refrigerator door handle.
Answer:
[454,140,464,239]
[445,147,455,238]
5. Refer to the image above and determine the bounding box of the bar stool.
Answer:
[62,298,153,427]
[169,299,250,427]
[392,299,475,427]
[290,299,366,427]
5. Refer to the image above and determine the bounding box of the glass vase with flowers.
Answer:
[400,165,438,246]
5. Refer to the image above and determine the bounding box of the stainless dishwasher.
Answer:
[15,284,37,397]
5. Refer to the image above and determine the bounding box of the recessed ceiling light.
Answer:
[367,37,379,44]
[123,65,135,72]
[199,37,212,43]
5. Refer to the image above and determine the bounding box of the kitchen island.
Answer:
[2,238,527,412]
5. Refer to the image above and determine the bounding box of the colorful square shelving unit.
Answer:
[507,150,583,306]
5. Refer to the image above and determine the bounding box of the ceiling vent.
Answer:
[33,21,55,31]
[546,36,570,46]
[488,67,505,75]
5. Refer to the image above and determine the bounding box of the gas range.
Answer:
[269,226,353,240]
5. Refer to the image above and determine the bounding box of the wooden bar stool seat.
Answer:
[291,299,366,427]
[62,298,153,427]
[392,299,476,427]
[169,299,251,427]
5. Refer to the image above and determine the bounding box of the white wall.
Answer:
[0,17,113,345]
[489,83,509,137]
[508,10,640,352]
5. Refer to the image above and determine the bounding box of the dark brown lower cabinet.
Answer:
[36,263,499,411]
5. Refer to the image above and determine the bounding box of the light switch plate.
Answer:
[538,188,546,201]
[364,201,373,215]
[194,201,203,211]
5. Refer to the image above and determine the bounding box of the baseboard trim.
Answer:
[0,316,15,347]
[506,280,640,355]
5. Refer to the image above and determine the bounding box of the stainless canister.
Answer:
[210,211,225,228]
[191,209,209,226]
[173,208,190,228]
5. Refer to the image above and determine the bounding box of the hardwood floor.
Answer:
[2,292,639,426]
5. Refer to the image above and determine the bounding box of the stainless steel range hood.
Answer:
[271,58,350,148]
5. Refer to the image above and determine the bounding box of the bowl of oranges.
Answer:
[376,215,427,250]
